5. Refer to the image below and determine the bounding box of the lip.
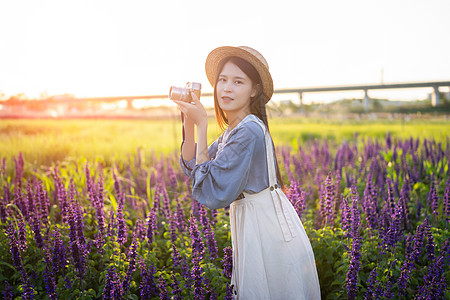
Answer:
[222,96,233,103]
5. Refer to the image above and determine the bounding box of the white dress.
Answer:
[228,118,321,300]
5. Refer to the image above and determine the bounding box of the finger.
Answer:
[177,105,187,115]
[173,100,189,108]
[190,89,200,103]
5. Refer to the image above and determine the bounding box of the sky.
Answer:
[1,0,450,104]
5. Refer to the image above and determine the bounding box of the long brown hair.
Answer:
[213,56,285,191]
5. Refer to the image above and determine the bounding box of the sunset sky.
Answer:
[1,0,450,104]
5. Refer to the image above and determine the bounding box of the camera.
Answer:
[169,82,201,102]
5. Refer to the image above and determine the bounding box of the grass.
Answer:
[1,116,449,168]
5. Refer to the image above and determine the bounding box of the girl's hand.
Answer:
[173,90,208,127]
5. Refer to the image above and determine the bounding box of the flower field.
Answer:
[0,118,449,299]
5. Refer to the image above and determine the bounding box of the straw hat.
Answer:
[205,46,274,103]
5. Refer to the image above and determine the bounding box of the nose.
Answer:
[223,82,232,93]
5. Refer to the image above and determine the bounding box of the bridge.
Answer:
[48,80,450,110]
[274,80,450,111]
[2,80,449,113]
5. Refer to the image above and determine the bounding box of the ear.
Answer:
[251,84,260,98]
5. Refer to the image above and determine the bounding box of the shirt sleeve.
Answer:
[179,140,219,178]
[189,123,263,209]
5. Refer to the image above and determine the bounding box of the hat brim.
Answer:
[205,46,273,103]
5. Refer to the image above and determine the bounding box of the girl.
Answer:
[174,46,321,299]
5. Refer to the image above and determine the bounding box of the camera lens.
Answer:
[169,86,183,100]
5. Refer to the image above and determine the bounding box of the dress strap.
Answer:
[244,117,278,186]
[246,117,296,242]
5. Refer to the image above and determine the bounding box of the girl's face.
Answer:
[216,61,257,117]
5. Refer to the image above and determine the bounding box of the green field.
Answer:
[1,116,449,299]
[1,117,449,168]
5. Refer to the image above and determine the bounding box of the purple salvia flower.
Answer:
[191,198,201,218]
[103,266,122,300]
[191,255,205,300]
[199,207,218,260]
[2,281,13,300]
[13,186,27,220]
[224,283,234,300]
[439,238,449,274]
[112,169,121,196]
[64,275,71,289]
[429,181,440,217]
[210,209,218,227]
[287,181,306,219]
[146,207,157,244]
[6,224,34,300]
[189,215,206,299]
[204,276,218,300]
[55,180,68,223]
[168,212,178,243]
[170,274,183,300]
[116,192,128,246]
[346,186,361,300]
[51,227,67,274]
[397,222,426,296]
[7,223,24,273]
[158,275,170,300]
[161,185,171,218]
[333,172,342,218]
[22,282,35,300]
[31,216,44,249]
[17,215,27,252]
[363,174,378,231]
[134,219,145,241]
[443,178,450,222]
[221,246,233,279]
[107,208,116,238]
[171,244,191,285]
[96,178,106,233]
[152,184,162,213]
[383,270,395,299]
[69,183,87,253]
[37,182,49,225]
[171,244,182,269]
[340,194,352,239]
[385,131,392,149]
[416,254,446,299]
[93,231,105,255]
[323,173,334,226]
[85,164,94,197]
[175,199,186,233]
[0,183,11,223]
[167,163,178,190]
[385,178,395,218]
[122,233,138,296]
[318,186,325,225]
[427,180,435,208]
[42,248,58,300]
[387,195,404,251]
[399,182,412,231]
[423,217,435,261]
[67,203,86,278]
[14,152,24,187]
[189,215,205,260]
[139,262,158,299]
[364,267,377,300]
[26,181,37,220]
[282,147,295,184]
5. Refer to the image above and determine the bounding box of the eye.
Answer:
[234,80,242,85]
[218,78,226,82]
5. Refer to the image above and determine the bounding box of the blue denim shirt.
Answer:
[180,114,277,209]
